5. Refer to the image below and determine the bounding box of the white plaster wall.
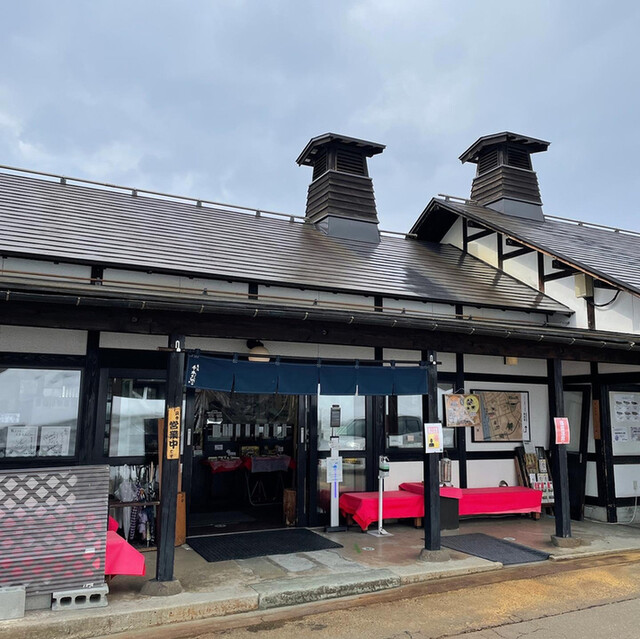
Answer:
[382,350,455,373]
[562,361,591,376]
[543,256,588,329]
[594,290,635,334]
[586,461,598,497]
[613,465,640,498]
[382,299,456,316]
[463,380,550,452]
[441,217,464,250]
[185,337,375,361]
[544,279,589,329]
[463,306,550,325]
[99,333,169,350]
[500,240,540,290]
[467,232,499,267]
[260,285,374,310]
[0,257,92,283]
[386,460,460,490]
[0,325,87,355]
[102,268,246,297]
[466,459,518,488]
[598,363,640,374]
[463,354,547,377]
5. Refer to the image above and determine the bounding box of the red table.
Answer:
[105,531,146,577]
[339,490,424,531]
[203,458,244,474]
[399,482,542,516]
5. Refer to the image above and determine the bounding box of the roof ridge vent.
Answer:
[460,131,550,221]
[297,133,385,243]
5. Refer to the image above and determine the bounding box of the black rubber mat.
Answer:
[187,528,342,562]
[189,511,256,527]
[441,533,549,565]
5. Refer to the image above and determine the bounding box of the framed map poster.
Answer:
[471,390,531,442]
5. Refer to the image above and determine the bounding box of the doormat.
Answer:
[441,533,549,565]
[189,511,256,527]
[187,529,342,563]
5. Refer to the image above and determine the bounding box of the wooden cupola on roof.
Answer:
[297,133,385,243]
[460,132,550,221]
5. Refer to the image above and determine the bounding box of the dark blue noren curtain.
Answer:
[184,355,233,391]
[232,360,278,394]
[277,362,319,395]
[319,365,357,395]
[185,355,428,396]
[357,366,394,396]
[393,366,428,395]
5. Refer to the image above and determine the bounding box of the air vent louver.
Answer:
[336,148,366,176]
[478,148,499,174]
[507,147,532,170]
[312,149,328,180]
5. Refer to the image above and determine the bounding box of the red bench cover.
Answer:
[399,482,542,516]
[105,530,146,576]
[339,490,424,531]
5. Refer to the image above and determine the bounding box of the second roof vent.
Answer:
[460,132,550,221]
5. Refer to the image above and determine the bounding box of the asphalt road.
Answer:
[107,550,640,639]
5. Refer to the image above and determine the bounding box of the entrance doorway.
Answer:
[187,391,305,535]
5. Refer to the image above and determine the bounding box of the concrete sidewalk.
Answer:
[2,515,640,639]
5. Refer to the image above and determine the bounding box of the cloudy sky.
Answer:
[1,1,638,233]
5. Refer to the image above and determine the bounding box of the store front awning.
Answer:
[184,355,428,396]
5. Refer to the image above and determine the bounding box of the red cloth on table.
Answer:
[242,455,292,472]
[339,490,424,531]
[202,458,244,474]
[105,530,146,576]
[399,482,542,515]
[108,516,119,532]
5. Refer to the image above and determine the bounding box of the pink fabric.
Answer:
[105,530,146,576]
[108,516,119,532]
[339,490,424,531]
[203,458,244,474]
[399,482,542,515]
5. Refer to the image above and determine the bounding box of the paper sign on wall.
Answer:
[554,417,570,445]
[166,406,181,460]
[424,423,443,454]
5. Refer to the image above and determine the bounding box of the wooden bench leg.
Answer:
[414,517,422,528]
[532,512,541,520]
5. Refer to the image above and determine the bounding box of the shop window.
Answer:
[385,384,455,450]
[316,457,366,517]
[0,368,81,459]
[318,395,366,451]
[104,378,166,458]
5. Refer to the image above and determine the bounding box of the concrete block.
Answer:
[25,593,52,611]
[0,586,26,620]
[52,585,108,611]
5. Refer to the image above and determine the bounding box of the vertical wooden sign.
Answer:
[593,400,601,440]
[166,406,181,460]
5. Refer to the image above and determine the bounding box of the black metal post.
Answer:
[156,334,186,583]
[422,349,440,551]
[548,358,571,539]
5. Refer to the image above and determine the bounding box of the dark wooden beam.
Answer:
[422,349,441,551]
[455,352,468,488]
[156,333,186,585]
[467,229,494,242]
[548,358,571,538]
[2,300,640,365]
[543,270,576,283]
[502,247,534,261]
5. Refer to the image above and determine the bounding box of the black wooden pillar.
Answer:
[455,351,468,488]
[548,358,571,538]
[422,349,440,551]
[156,333,186,583]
